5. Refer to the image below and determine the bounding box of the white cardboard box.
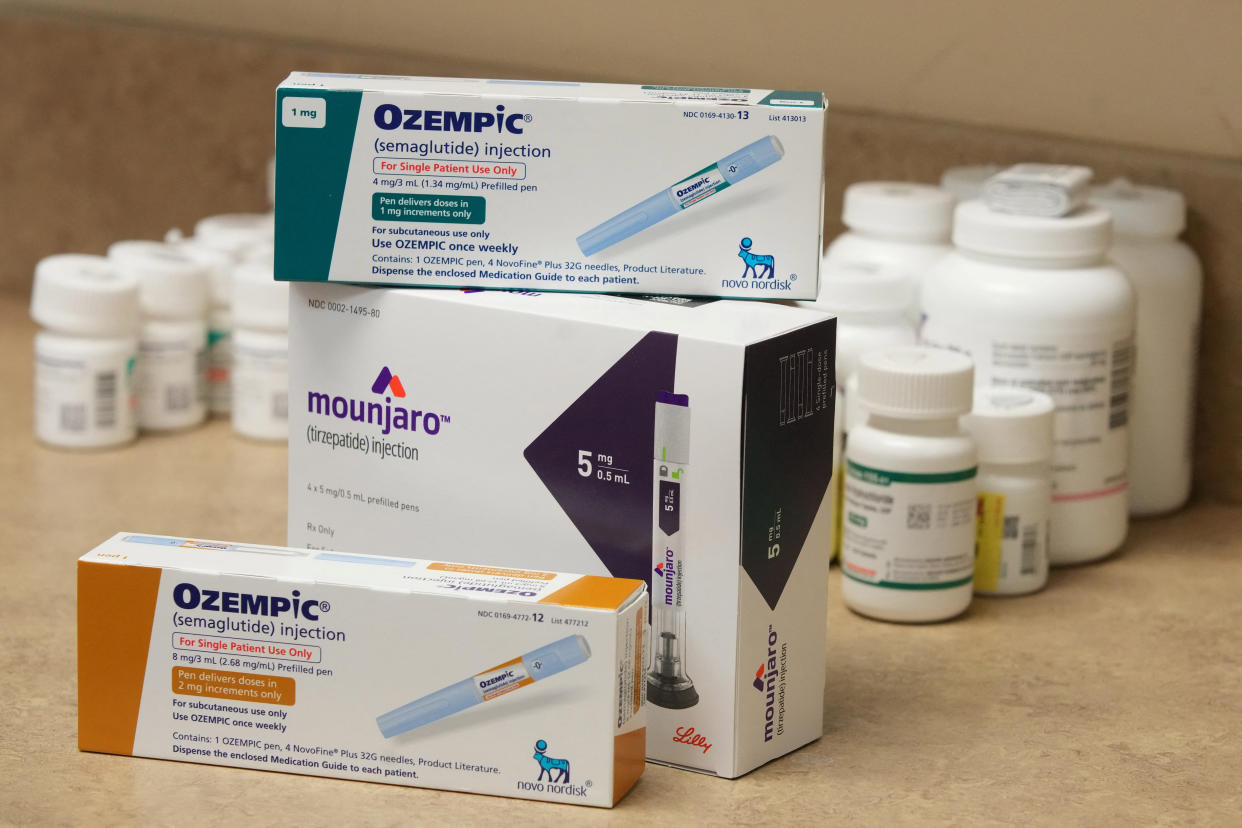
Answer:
[286,284,837,777]
[78,533,647,807]
[275,73,825,299]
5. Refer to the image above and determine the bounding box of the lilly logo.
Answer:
[370,366,406,398]
[753,663,766,692]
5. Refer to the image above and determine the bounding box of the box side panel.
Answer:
[78,561,164,754]
[612,591,647,804]
[734,316,836,775]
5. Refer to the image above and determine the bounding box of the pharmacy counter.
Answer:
[3,297,1241,824]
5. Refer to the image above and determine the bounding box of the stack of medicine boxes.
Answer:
[275,73,834,778]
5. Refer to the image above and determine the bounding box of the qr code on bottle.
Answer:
[907,503,931,530]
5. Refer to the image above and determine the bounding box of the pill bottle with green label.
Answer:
[841,346,976,623]
[962,389,1054,596]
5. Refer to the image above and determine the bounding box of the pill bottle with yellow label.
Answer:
[963,389,1055,596]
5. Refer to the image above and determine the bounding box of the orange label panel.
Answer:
[172,667,295,706]
[481,676,535,701]
[428,562,557,580]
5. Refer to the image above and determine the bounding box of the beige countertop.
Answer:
[3,296,1241,824]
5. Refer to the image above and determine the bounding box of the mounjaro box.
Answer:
[275,72,826,299]
[287,285,837,777]
[78,533,647,807]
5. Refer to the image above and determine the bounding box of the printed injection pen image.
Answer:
[576,136,784,257]
[648,391,698,709]
[376,634,591,738]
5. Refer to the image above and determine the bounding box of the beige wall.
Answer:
[17,0,1242,161]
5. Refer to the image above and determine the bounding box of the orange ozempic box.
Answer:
[79,533,647,807]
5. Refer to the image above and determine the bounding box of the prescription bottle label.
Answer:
[206,328,232,414]
[35,348,136,446]
[840,461,976,590]
[137,338,207,428]
[922,324,1132,500]
[232,338,289,438]
[973,488,1049,593]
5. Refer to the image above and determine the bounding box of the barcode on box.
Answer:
[778,347,815,426]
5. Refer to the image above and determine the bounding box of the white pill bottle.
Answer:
[962,389,1055,596]
[108,241,210,432]
[824,182,954,321]
[1090,180,1202,516]
[173,240,235,416]
[30,255,140,449]
[922,203,1135,565]
[841,347,977,623]
[231,258,290,441]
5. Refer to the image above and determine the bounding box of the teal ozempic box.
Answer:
[275,72,825,299]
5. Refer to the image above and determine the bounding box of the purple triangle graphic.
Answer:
[372,366,393,394]
[524,332,677,584]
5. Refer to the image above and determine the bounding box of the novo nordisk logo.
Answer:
[306,367,449,436]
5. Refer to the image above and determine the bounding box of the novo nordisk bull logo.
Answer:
[738,237,775,279]
[306,367,450,436]
[532,739,570,783]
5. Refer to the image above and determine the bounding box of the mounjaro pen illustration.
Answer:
[648,391,698,709]
[376,634,592,738]
[576,136,785,256]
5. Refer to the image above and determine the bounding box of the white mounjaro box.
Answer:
[78,533,647,807]
[274,73,825,299]
[286,284,837,778]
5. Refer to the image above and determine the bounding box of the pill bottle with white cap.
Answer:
[798,259,916,560]
[1090,179,1202,516]
[823,182,954,322]
[30,254,140,449]
[922,202,1135,565]
[231,254,290,441]
[108,241,210,432]
[962,389,1055,596]
[193,213,274,259]
[841,346,976,623]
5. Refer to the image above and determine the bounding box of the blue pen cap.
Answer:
[577,190,679,256]
[524,634,591,680]
[718,135,784,185]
